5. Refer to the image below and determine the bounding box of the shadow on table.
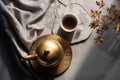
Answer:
[73,1,120,79]
[0,24,55,80]
[0,21,55,80]
[74,31,120,80]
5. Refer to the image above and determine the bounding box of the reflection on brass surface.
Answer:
[24,34,72,76]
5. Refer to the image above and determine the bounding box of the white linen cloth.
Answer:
[0,0,120,80]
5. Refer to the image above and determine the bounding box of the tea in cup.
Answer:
[60,13,79,32]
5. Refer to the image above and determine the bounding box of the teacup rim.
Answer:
[60,13,79,32]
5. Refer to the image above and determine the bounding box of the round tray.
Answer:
[29,34,72,76]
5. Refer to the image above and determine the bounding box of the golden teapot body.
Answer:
[24,34,72,76]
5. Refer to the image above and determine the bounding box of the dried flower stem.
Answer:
[89,0,120,45]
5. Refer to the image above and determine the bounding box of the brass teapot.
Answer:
[23,34,72,76]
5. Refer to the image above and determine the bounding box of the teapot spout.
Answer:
[24,53,38,60]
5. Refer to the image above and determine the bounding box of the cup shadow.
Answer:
[57,27,75,42]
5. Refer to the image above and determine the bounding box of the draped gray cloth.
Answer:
[0,0,53,80]
[0,0,53,57]
[1,0,120,80]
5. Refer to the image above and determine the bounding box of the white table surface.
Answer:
[1,0,120,80]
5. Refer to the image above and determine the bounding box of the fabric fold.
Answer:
[0,0,53,57]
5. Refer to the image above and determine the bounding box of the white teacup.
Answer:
[60,13,79,32]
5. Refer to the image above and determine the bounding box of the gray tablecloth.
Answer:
[0,0,120,80]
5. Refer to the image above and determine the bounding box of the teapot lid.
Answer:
[35,39,63,67]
